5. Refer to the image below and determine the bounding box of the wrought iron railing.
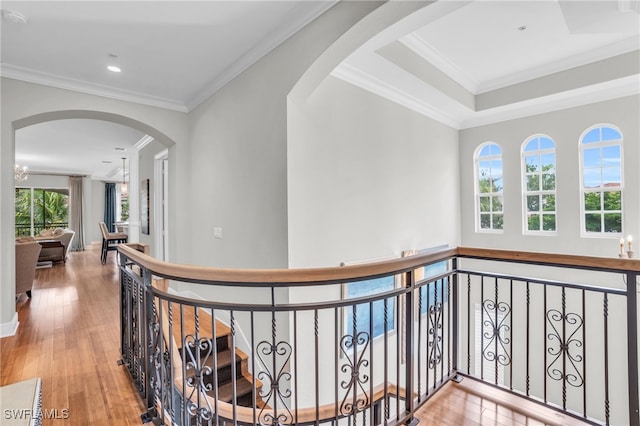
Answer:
[117,245,640,426]
[15,222,68,237]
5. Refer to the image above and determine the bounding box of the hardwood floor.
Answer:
[1,246,591,426]
[1,246,146,425]
[415,379,591,426]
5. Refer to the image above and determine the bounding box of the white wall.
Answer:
[459,95,640,258]
[1,77,189,332]
[288,76,460,269]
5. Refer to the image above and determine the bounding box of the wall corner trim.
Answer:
[0,313,19,338]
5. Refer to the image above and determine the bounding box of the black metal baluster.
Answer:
[561,287,567,411]
[494,277,499,386]
[467,274,471,375]
[335,307,339,424]
[448,273,452,378]
[480,275,485,381]
[384,297,389,425]
[211,308,218,426]
[581,289,587,420]
[405,270,416,424]
[604,293,610,425]
[231,310,239,425]
[250,311,257,426]
[626,272,640,426]
[434,279,439,390]
[526,281,530,397]
[417,279,422,397]
[451,259,458,381]
[544,284,548,403]
[440,278,444,384]
[315,308,320,424]
[509,279,513,391]
[180,304,187,426]
[369,300,374,426]
[425,280,430,393]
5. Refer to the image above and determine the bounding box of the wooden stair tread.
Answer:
[211,375,258,403]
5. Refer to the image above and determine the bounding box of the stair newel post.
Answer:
[404,269,417,425]
[142,266,156,419]
[627,271,640,426]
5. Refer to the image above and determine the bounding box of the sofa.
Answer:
[15,239,42,298]
[35,228,75,263]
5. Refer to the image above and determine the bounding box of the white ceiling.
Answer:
[3,1,639,180]
[15,119,146,179]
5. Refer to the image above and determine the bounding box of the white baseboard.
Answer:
[0,313,19,337]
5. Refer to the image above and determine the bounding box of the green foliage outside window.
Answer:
[15,188,69,236]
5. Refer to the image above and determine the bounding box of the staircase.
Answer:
[180,319,262,407]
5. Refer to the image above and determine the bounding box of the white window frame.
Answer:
[579,124,624,238]
[474,142,504,233]
[521,134,557,236]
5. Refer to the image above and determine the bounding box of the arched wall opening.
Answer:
[1,78,189,335]
[286,0,460,271]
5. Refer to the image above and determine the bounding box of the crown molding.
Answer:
[333,57,638,131]
[1,64,189,113]
[461,75,640,129]
[331,62,461,129]
[134,135,154,151]
[185,1,338,111]
[399,33,480,94]
[477,37,640,93]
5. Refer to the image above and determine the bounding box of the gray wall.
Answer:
[459,95,640,257]
[186,1,384,270]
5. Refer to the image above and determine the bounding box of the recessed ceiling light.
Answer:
[101,160,113,164]
[1,9,27,24]
[107,65,122,73]
[114,147,126,151]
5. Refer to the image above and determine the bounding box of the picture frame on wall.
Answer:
[141,178,150,235]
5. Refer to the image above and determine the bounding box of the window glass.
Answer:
[580,125,623,235]
[522,136,556,233]
[476,143,504,232]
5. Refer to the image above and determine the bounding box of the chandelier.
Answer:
[14,164,28,183]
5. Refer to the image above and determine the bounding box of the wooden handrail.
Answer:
[119,245,640,288]
[118,244,458,285]
[457,246,640,272]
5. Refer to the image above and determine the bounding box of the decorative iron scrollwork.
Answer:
[182,335,214,423]
[256,341,293,425]
[147,310,174,422]
[339,331,370,417]
[428,301,443,370]
[546,309,584,387]
[481,300,512,366]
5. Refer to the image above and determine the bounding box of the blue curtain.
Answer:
[104,182,116,233]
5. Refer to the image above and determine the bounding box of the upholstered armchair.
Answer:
[35,228,75,263]
[15,240,42,298]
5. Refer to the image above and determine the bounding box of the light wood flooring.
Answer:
[1,246,590,425]
[1,246,146,425]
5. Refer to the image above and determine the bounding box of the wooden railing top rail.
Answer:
[118,244,458,286]
[118,245,640,287]
[458,246,640,273]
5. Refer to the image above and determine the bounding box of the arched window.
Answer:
[475,142,503,231]
[579,125,623,235]
[522,135,556,234]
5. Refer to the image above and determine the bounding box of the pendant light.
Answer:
[121,157,128,196]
